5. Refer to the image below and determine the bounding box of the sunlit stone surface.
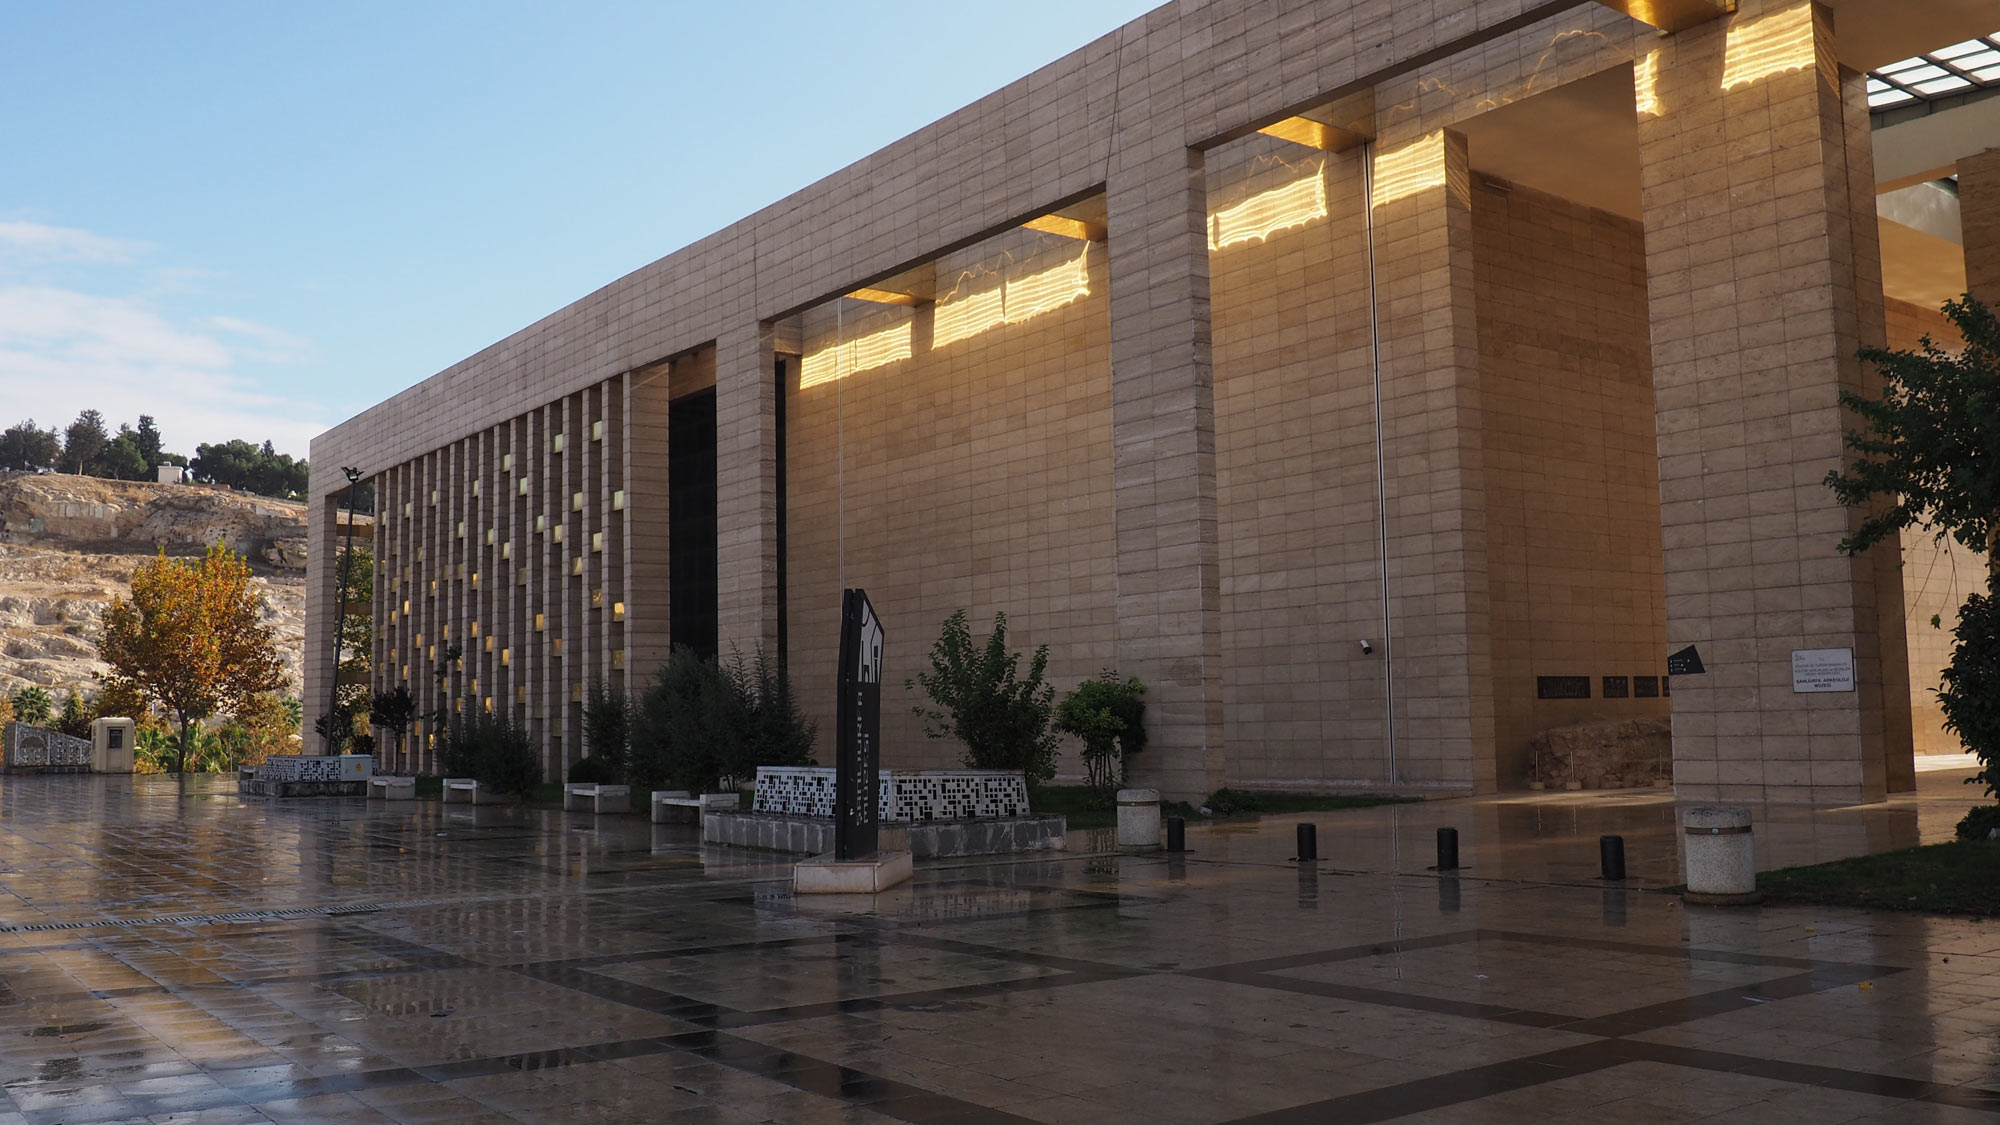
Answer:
[0,774,1995,1122]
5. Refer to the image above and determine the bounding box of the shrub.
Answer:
[1055,672,1146,803]
[567,755,618,784]
[10,686,52,726]
[1206,787,1261,816]
[53,691,94,738]
[633,645,816,793]
[907,610,1058,784]
[723,645,816,779]
[438,711,541,797]
[1942,591,2000,802]
[582,681,633,782]
[1957,803,2000,842]
[632,645,733,793]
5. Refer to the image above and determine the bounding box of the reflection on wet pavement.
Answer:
[0,772,1994,1122]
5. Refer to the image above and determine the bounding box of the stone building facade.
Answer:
[306,0,1999,804]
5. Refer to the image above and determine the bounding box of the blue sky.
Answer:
[0,2,1157,459]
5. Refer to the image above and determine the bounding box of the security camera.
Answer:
[1360,639,1374,655]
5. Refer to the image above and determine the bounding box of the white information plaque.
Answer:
[1791,648,1856,693]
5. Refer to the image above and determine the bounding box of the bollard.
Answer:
[1166,816,1187,853]
[1296,823,1318,862]
[1115,789,1162,851]
[1436,827,1460,871]
[1683,806,1761,904]
[1600,835,1626,881]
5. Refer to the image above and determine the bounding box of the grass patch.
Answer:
[1758,839,2000,916]
[1029,785,1415,830]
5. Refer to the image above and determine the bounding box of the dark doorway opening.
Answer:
[669,388,718,658]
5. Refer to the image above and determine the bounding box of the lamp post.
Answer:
[325,466,365,753]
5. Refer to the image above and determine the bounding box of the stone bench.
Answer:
[442,777,500,805]
[652,790,736,824]
[368,776,416,801]
[564,783,631,814]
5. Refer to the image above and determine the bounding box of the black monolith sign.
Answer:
[834,589,883,861]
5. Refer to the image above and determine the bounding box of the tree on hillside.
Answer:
[99,544,286,773]
[191,438,310,498]
[1827,295,2000,830]
[134,415,164,469]
[0,420,60,471]
[92,427,150,481]
[63,410,108,475]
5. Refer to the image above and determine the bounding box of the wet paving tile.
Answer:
[0,773,1996,1121]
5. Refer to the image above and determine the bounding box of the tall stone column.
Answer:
[1104,122,1225,801]
[1636,0,1902,803]
[302,489,341,749]
[716,322,781,655]
[1366,127,1495,792]
[1960,148,2000,306]
[623,367,673,682]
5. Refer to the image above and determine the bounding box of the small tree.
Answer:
[228,693,296,766]
[907,610,1059,784]
[1826,295,2000,824]
[99,544,285,773]
[369,686,418,773]
[580,680,634,782]
[10,686,53,726]
[53,691,93,738]
[1055,672,1147,803]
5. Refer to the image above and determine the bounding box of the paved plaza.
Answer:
[0,775,1998,1123]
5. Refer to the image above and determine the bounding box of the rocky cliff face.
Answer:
[0,472,318,701]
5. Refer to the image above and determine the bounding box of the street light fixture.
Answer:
[325,466,365,753]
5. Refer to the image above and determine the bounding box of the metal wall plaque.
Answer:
[1791,647,1855,693]
[1667,645,1704,676]
[1537,676,1592,700]
[1634,675,1660,698]
[834,589,884,860]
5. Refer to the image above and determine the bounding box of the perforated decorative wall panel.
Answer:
[752,767,1029,822]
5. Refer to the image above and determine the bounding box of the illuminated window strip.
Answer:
[1370,135,1447,208]
[1720,6,1815,91]
[933,245,1093,350]
[798,320,914,388]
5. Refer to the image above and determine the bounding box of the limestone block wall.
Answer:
[1472,179,1669,785]
[784,229,1116,775]
[1885,296,1982,756]
[1209,138,1391,788]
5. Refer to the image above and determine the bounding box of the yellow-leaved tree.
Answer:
[100,544,285,773]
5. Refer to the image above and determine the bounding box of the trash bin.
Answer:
[1682,806,1761,905]
[1116,788,1161,850]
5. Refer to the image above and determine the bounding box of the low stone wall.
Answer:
[752,766,1030,821]
[2,722,92,774]
[238,777,369,798]
[1528,716,1672,789]
[704,811,1067,858]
